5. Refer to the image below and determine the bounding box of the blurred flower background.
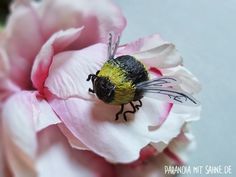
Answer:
[0,0,10,25]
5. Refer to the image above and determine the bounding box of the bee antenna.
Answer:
[107,33,120,60]
[111,35,120,59]
[108,33,113,59]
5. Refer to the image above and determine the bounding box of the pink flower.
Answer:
[0,0,201,176]
[2,0,125,89]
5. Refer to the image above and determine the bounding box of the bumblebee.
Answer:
[87,34,198,121]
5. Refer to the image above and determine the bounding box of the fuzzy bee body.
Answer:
[97,55,149,105]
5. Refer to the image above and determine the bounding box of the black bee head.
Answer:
[94,77,115,103]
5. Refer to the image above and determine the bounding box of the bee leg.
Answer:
[123,102,136,121]
[115,104,124,121]
[88,88,95,93]
[135,100,143,110]
[86,74,96,81]
[96,70,100,75]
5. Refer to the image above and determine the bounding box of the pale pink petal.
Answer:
[117,129,195,177]
[34,94,61,131]
[130,145,158,167]
[0,49,17,104]
[37,125,116,177]
[4,1,44,88]
[59,124,89,150]
[2,92,38,177]
[0,48,9,78]
[150,104,201,152]
[0,117,9,177]
[31,27,83,93]
[44,43,107,100]
[115,153,173,177]
[38,0,126,48]
[0,79,20,108]
[0,140,3,176]
[165,125,196,164]
[2,91,60,177]
[48,96,173,163]
[161,65,201,94]
[117,34,183,68]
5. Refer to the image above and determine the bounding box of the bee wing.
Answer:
[136,77,199,106]
[136,77,179,88]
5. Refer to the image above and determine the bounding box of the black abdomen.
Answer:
[109,55,149,100]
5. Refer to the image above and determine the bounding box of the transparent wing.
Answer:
[136,77,179,88]
[136,77,199,106]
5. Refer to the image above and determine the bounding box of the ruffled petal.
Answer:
[48,95,173,163]
[37,125,116,177]
[164,125,196,165]
[2,91,114,177]
[117,34,183,68]
[44,43,107,100]
[31,27,83,93]
[2,92,38,177]
[38,0,126,48]
[2,91,60,177]
[161,65,201,94]
[116,127,195,177]
[4,1,44,88]
[150,104,201,152]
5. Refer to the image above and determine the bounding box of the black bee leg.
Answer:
[95,70,100,75]
[115,104,124,121]
[135,100,143,110]
[88,88,95,93]
[123,102,136,121]
[87,74,97,93]
[86,74,96,81]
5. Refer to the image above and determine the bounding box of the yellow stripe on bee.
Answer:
[98,62,135,105]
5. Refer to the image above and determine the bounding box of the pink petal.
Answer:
[38,0,126,48]
[1,91,60,177]
[150,104,201,152]
[4,2,44,88]
[115,153,171,177]
[161,65,201,94]
[0,139,3,176]
[36,125,116,177]
[0,79,20,107]
[165,125,196,165]
[59,124,89,150]
[0,48,9,78]
[34,94,61,131]
[117,34,183,68]
[48,96,173,163]
[117,128,196,176]
[31,27,83,93]
[0,121,6,177]
[44,43,107,100]
[2,91,114,177]
[2,92,38,177]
